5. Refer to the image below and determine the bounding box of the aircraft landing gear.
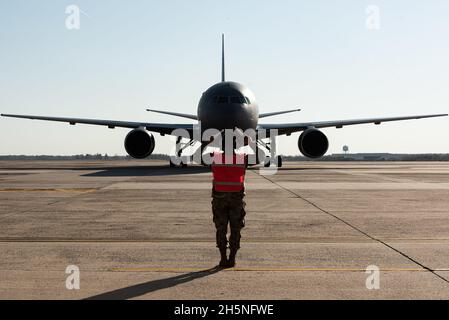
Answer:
[170,136,198,168]
[276,155,282,168]
[264,156,270,168]
[255,137,282,168]
[263,155,283,168]
[169,156,189,167]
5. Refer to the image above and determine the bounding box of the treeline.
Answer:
[282,153,449,161]
[0,154,170,160]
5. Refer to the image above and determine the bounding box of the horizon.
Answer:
[2,152,449,157]
[1,1,448,156]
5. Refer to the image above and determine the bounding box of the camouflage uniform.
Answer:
[211,189,246,250]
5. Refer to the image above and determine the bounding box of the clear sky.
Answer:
[1,0,448,156]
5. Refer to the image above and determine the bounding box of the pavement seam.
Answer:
[4,268,449,273]
[254,169,449,285]
[0,170,131,222]
[330,169,417,183]
[0,188,99,221]
[108,267,433,273]
[0,239,374,243]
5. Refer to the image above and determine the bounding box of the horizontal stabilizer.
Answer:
[146,108,197,120]
[259,108,301,118]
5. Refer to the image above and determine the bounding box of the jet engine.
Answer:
[298,128,328,158]
[124,129,155,159]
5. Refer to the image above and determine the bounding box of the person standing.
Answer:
[210,148,247,268]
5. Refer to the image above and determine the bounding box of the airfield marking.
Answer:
[108,267,445,273]
[1,238,449,244]
[102,181,449,190]
[254,169,449,285]
[0,188,97,193]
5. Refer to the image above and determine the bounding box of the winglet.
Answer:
[221,33,225,82]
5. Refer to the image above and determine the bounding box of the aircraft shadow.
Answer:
[80,165,370,177]
[84,266,222,300]
[82,165,210,177]
[271,166,377,171]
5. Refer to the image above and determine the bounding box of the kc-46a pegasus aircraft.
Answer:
[2,35,447,167]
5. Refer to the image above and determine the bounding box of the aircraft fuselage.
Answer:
[197,81,259,131]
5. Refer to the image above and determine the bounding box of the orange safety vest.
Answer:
[211,152,246,192]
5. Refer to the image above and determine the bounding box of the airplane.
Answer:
[1,34,447,167]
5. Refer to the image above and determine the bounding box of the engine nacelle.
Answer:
[298,128,329,158]
[124,129,155,159]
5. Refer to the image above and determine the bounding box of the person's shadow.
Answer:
[84,266,223,300]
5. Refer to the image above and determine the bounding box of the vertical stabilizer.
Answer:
[221,34,225,82]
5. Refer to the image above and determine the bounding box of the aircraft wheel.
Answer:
[264,156,271,167]
[180,155,190,167]
[256,147,266,165]
[276,155,283,168]
[169,159,177,167]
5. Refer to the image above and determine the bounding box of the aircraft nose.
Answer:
[205,103,256,131]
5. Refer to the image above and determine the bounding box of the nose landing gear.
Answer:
[169,136,195,167]
[256,139,283,168]
[263,155,282,168]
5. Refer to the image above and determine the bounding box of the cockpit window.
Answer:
[215,95,249,104]
[217,96,228,103]
[230,96,243,104]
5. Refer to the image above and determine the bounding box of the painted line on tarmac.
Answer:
[0,238,368,243]
[255,170,449,285]
[1,238,449,244]
[0,188,97,193]
[109,267,444,273]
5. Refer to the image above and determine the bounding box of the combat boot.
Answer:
[219,248,228,267]
[228,248,238,267]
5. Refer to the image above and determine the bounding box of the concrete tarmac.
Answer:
[1,160,449,299]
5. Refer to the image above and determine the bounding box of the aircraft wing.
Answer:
[1,113,194,136]
[258,114,448,135]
